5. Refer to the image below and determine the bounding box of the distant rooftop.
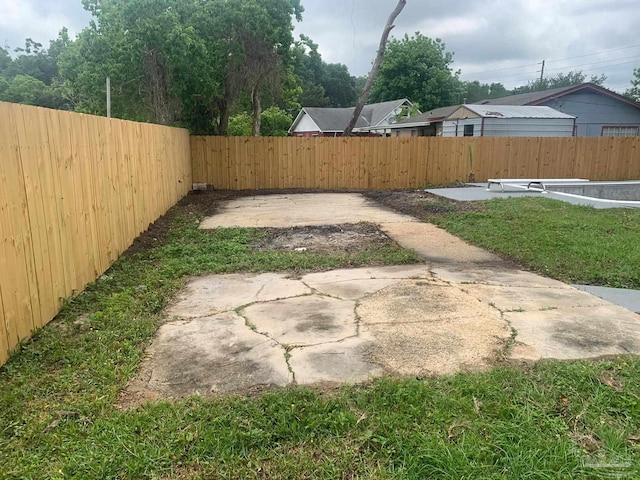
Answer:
[456,105,575,119]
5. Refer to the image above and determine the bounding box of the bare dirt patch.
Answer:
[364,189,485,220]
[253,223,395,254]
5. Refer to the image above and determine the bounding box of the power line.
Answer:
[545,44,640,63]
[544,54,640,72]
[460,59,638,86]
[459,43,640,78]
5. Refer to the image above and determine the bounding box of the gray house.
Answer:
[442,105,575,137]
[474,83,640,136]
[288,99,415,137]
[391,83,640,137]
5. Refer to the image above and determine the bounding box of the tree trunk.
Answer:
[218,98,230,135]
[252,86,262,136]
[343,0,406,136]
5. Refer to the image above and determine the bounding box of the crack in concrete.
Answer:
[234,303,298,384]
[286,332,362,351]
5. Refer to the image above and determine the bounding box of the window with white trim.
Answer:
[601,126,639,137]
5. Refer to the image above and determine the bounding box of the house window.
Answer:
[463,124,474,136]
[601,126,639,137]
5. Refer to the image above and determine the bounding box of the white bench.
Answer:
[487,178,589,193]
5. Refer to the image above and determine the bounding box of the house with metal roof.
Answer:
[288,99,415,137]
[474,83,640,136]
[442,105,576,137]
[390,83,640,137]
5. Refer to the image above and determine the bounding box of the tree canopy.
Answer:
[511,70,606,94]
[625,68,640,102]
[369,33,462,110]
[56,0,303,134]
[290,35,357,108]
[0,32,72,109]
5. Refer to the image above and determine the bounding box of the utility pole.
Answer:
[106,77,111,118]
[539,60,545,83]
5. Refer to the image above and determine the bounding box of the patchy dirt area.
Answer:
[364,189,485,220]
[253,223,395,254]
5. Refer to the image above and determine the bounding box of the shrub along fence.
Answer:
[191,136,640,189]
[0,102,191,365]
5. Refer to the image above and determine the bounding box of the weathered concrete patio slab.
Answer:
[289,335,383,385]
[146,312,291,394]
[432,265,573,289]
[301,264,434,300]
[380,222,500,264]
[200,193,416,228]
[166,273,311,318]
[462,284,610,312]
[357,281,498,324]
[358,281,510,375]
[242,295,357,346]
[123,193,640,400]
[507,305,640,361]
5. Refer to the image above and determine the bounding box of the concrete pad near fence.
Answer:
[199,193,417,228]
[122,193,640,399]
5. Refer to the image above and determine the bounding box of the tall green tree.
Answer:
[59,0,301,134]
[290,34,357,108]
[461,81,508,103]
[512,70,606,94]
[369,33,462,110]
[0,31,73,109]
[625,68,640,102]
[321,63,356,107]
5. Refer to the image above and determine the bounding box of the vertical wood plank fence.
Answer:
[0,102,191,365]
[191,136,640,189]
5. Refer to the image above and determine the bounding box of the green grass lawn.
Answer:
[1,194,640,479]
[431,196,640,289]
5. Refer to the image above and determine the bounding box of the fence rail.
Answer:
[191,136,640,189]
[0,102,191,364]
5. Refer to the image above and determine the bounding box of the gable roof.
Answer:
[452,105,575,119]
[398,105,460,125]
[289,99,412,133]
[298,107,369,132]
[474,82,640,109]
[363,99,410,127]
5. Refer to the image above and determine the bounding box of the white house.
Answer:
[288,99,416,137]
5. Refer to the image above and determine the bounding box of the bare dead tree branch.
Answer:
[343,0,406,136]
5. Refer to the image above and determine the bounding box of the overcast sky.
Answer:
[1,0,638,93]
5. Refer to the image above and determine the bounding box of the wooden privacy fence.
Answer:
[0,102,191,365]
[191,136,640,189]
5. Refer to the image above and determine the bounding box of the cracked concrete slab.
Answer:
[358,281,511,375]
[432,265,573,289]
[199,193,416,228]
[507,305,640,361]
[301,264,434,300]
[144,312,290,395]
[289,335,383,385]
[462,284,610,312]
[166,273,311,318]
[357,280,497,324]
[120,193,640,401]
[242,295,357,346]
